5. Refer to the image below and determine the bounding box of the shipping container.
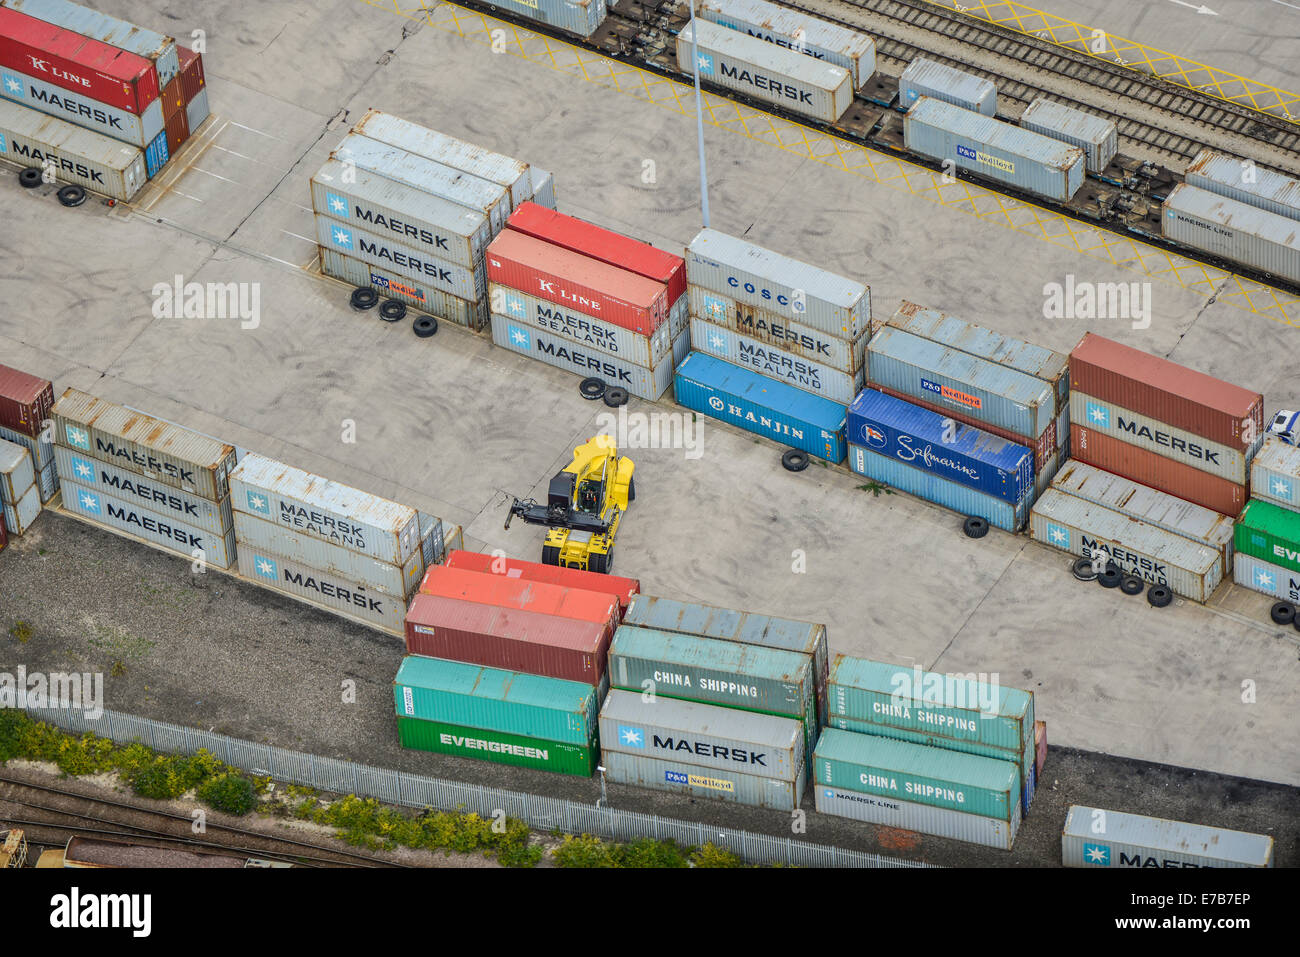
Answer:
[144,127,167,177]
[1072,423,1246,518]
[183,85,208,135]
[396,714,596,775]
[695,0,876,89]
[1031,487,1222,601]
[849,442,1031,532]
[600,689,803,780]
[0,99,146,200]
[0,506,7,549]
[691,317,864,404]
[159,75,183,120]
[0,362,53,439]
[685,229,869,340]
[1062,805,1273,868]
[1163,183,1300,286]
[36,457,57,503]
[0,423,52,470]
[1070,389,1255,484]
[1051,460,1235,567]
[487,229,668,336]
[315,214,482,302]
[825,713,1032,784]
[176,45,203,104]
[311,158,492,271]
[444,548,640,615]
[493,0,605,38]
[1034,720,1046,779]
[420,564,618,635]
[393,655,599,745]
[1232,552,1300,602]
[61,477,234,566]
[0,438,35,503]
[1235,497,1300,575]
[238,546,406,633]
[676,20,854,124]
[0,64,165,147]
[815,781,1019,849]
[163,100,187,155]
[319,248,483,329]
[229,452,421,566]
[1249,436,1300,511]
[51,389,235,501]
[530,168,555,209]
[1019,97,1118,174]
[899,58,996,116]
[1186,148,1300,222]
[601,748,804,810]
[905,96,1085,202]
[1,479,38,535]
[673,351,847,463]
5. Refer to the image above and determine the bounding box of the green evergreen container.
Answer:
[396,715,597,776]
[1235,498,1300,574]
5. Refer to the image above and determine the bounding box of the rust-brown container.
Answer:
[0,363,54,439]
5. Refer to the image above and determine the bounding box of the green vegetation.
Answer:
[8,620,32,644]
[856,481,894,497]
[552,833,749,868]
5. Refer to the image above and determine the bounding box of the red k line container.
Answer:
[506,201,686,305]
[405,592,610,685]
[177,46,204,103]
[443,549,639,615]
[0,363,54,439]
[1070,333,1262,449]
[486,229,669,336]
[419,565,619,640]
[0,7,158,114]
[1072,424,1246,517]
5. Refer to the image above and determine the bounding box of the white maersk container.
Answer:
[1233,552,1300,602]
[0,65,165,149]
[601,749,805,811]
[0,100,146,201]
[1250,436,1300,512]
[0,423,52,470]
[236,547,407,635]
[0,438,35,504]
[676,20,854,125]
[318,249,483,329]
[60,479,236,567]
[314,215,483,303]
[1162,184,1300,286]
[1186,148,1300,223]
[690,316,863,404]
[2,481,40,536]
[899,57,997,116]
[1062,805,1273,868]
[1019,97,1117,174]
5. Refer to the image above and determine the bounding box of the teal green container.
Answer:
[1235,498,1300,574]
[827,655,1033,752]
[825,713,1033,781]
[393,656,598,746]
[396,715,597,776]
[814,728,1018,821]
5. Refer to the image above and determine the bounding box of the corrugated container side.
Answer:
[1035,721,1046,779]
[0,424,53,470]
[0,98,146,200]
[1250,437,1300,511]
[36,457,57,503]
[1185,148,1300,222]
[601,748,804,810]
[2,480,39,535]
[184,86,209,135]
[825,712,1034,779]
[899,57,997,115]
[315,214,482,303]
[1233,552,1300,602]
[241,544,407,632]
[396,715,596,776]
[418,565,617,637]
[319,248,483,329]
[1019,97,1118,174]
[691,317,864,404]
[176,45,204,103]
[529,168,555,209]
[0,64,164,148]
[4,0,180,88]
[443,548,639,614]
[0,439,35,503]
[60,478,234,567]
[492,0,605,38]
[816,783,1019,850]
[1235,498,1300,574]
[1062,805,1273,868]
[0,362,54,439]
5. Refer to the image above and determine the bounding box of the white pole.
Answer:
[688,1,711,228]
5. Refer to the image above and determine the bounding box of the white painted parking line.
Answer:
[188,167,244,186]
[208,144,273,164]
[228,121,282,140]
[170,190,205,204]
[280,230,316,243]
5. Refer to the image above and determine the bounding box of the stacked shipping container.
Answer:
[0,362,56,505]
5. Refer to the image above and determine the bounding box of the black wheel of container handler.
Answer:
[541,545,560,566]
[579,377,605,400]
[350,286,378,310]
[379,300,407,322]
[1147,584,1174,608]
[1271,601,1296,625]
[56,185,87,207]
[603,386,629,408]
[962,516,989,539]
[1097,563,1123,588]
[1071,556,1099,581]
[781,449,809,472]
[412,315,438,338]
[1120,574,1144,596]
[18,166,42,188]
[588,550,610,574]
[627,477,635,502]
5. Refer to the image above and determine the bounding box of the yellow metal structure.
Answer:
[1,829,28,868]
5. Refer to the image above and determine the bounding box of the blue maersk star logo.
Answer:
[330,225,353,249]
[1046,522,1070,548]
[65,425,91,450]
[69,455,96,483]
[1086,401,1109,428]
[2,73,23,97]
[618,725,645,748]
[508,325,530,349]
[325,192,349,217]
[1082,843,1110,866]
[77,489,101,515]
[1254,569,1274,590]
[1271,476,1294,502]
[245,490,270,516]
[696,53,713,75]
[702,293,726,322]
[0,131,6,153]
[504,293,526,318]
[253,555,278,579]
[707,329,727,351]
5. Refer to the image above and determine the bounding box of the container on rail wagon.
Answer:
[314,215,483,303]
[318,249,483,329]
[396,714,597,776]
[51,388,235,501]
[61,478,236,567]
[443,548,640,615]
[492,0,606,38]
[1030,487,1222,601]
[690,317,864,404]
[0,100,146,200]
[685,229,869,340]
[816,780,1019,850]
[1250,437,1300,512]
[672,351,847,463]
[676,20,854,124]
[0,64,165,148]
[2,480,40,535]
[602,749,805,811]
[1162,183,1300,286]
[898,57,996,116]
[419,564,618,638]
[1185,148,1300,223]
[1234,498,1300,576]
[0,424,52,471]
[1069,332,1264,450]
[1062,805,1273,868]
[905,96,1085,202]
[0,362,53,440]
[239,547,407,633]
[1233,552,1300,602]
[1019,97,1117,174]
[694,0,877,89]
[0,439,35,504]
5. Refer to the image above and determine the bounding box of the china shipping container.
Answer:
[184,86,209,134]
[685,229,869,340]
[1019,97,1118,174]
[36,457,57,503]
[695,0,876,89]
[51,388,236,501]
[905,96,1085,202]
[690,317,864,404]
[0,362,54,438]
[1062,805,1273,868]
[673,351,847,463]
[675,20,854,124]
[0,439,35,503]
[393,655,599,745]
[0,423,52,470]
[816,781,1019,850]
[1250,436,1300,512]
[420,565,618,635]
[2,480,39,534]
[1163,183,1300,286]
[60,478,235,566]
[1031,487,1222,601]
[395,714,596,775]
[1072,423,1246,518]
[237,546,406,633]
[315,215,483,303]
[0,99,146,200]
[319,248,482,329]
[601,749,805,811]
[0,64,164,148]
[600,689,804,781]
[1070,390,1256,484]
[1185,148,1300,222]
[848,389,1035,505]
[898,57,996,115]
[1235,498,1300,575]
[1233,552,1300,602]
[176,45,204,103]
[443,549,640,615]
[494,0,605,37]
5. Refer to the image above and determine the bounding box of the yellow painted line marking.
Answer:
[356,0,1300,327]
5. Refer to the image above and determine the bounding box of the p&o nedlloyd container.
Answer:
[676,20,855,124]
[0,64,165,149]
[1234,498,1300,575]
[0,100,146,201]
[1249,436,1300,512]
[1062,805,1273,868]
[492,0,605,38]
[1031,487,1222,601]
[1185,148,1300,222]
[315,215,483,302]
[1162,183,1300,286]
[602,747,804,810]
[319,249,481,329]
[899,58,996,116]
[690,317,864,405]
[905,96,1085,202]
[443,548,640,615]
[62,478,236,567]
[1019,97,1118,174]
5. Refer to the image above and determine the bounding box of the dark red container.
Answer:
[0,509,8,551]
[1072,424,1246,517]
[176,46,205,104]
[419,565,618,640]
[0,363,54,439]
[164,104,189,155]
[404,592,609,685]
[1070,333,1263,449]
[160,75,185,118]
[443,549,639,615]
[0,7,158,114]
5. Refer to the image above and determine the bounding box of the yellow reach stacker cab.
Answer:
[505,434,634,573]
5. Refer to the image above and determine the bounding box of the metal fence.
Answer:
[19,702,931,868]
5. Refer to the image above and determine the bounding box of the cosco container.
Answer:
[1062,805,1273,868]
[444,548,640,615]
[1250,436,1300,511]
[314,214,483,302]
[899,58,996,116]
[0,438,34,503]
[691,317,863,404]
[1163,183,1300,286]
[493,0,605,37]
[816,782,1019,849]
[1233,552,1300,602]
[51,388,236,501]
[1235,498,1300,575]
[311,159,492,271]
[685,229,869,340]
[1019,97,1117,174]
[0,99,146,200]
[396,715,596,775]
[61,478,234,566]
[1031,487,1223,601]
[673,351,847,463]
[1070,332,1262,452]
[0,64,164,148]
[319,249,482,329]
[695,0,876,89]
[0,424,52,471]
[393,655,598,745]
[1186,148,1300,222]
[0,362,54,438]
[602,748,804,810]
[419,564,618,638]
[676,20,854,124]
[905,96,1085,202]
[600,689,803,781]
[2,479,39,534]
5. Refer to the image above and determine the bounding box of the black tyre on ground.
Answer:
[603,386,629,408]
[781,449,809,472]
[1147,584,1174,608]
[18,167,42,188]
[1119,574,1144,595]
[412,315,438,338]
[579,377,605,400]
[350,287,378,310]
[379,300,407,322]
[1098,563,1123,588]
[1071,556,1099,581]
[57,185,87,207]
[962,515,989,539]
[1269,601,1295,625]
